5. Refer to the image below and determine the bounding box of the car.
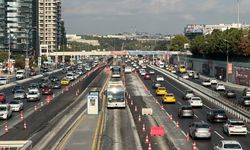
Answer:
[179,65,187,73]
[182,73,189,79]
[52,81,61,89]
[242,88,250,96]
[66,73,75,81]
[8,100,23,112]
[210,78,218,84]
[27,90,41,101]
[239,96,250,106]
[12,85,24,94]
[41,85,53,95]
[0,93,6,103]
[214,140,243,150]
[183,90,195,100]
[13,89,26,99]
[28,83,39,90]
[202,79,211,87]
[0,76,8,85]
[139,69,146,76]
[155,87,168,96]
[188,70,194,77]
[75,69,83,75]
[156,75,164,82]
[224,90,236,98]
[62,68,67,74]
[215,83,226,91]
[189,121,211,139]
[149,70,155,75]
[29,69,36,76]
[142,65,147,69]
[193,73,199,79]
[188,96,203,107]
[15,70,26,80]
[207,109,228,122]
[85,66,91,71]
[39,78,49,88]
[144,74,151,80]
[124,66,133,73]
[171,69,177,74]
[49,76,59,82]
[163,93,176,103]
[0,104,12,119]
[152,82,161,89]
[178,105,194,118]
[61,78,70,85]
[223,119,247,135]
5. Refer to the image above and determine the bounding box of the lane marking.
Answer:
[203,104,211,110]
[57,115,87,150]
[194,114,199,119]
[177,101,182,105]
[214,130,224,139]
[247,131,250,134]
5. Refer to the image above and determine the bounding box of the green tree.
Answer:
[0,52,8,62]
[170,35,189,51]
[14,55,25,69]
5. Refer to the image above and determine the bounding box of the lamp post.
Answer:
[25,28,36,76]
[224,39,229,82]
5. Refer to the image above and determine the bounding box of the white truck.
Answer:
[0,140,32,150]
[106,80,126,108]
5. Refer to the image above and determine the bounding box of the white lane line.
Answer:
[214,130,224,139]
[203,104,211,110]
[177,101,182,105]
[247,131,250,134]
[194,114,199,119]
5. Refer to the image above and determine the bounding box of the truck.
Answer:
[106,80,126,108]
[0,140,32,150]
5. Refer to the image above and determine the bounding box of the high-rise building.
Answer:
[0,0,6,51]
[5,0,33,53]
[39,0,63,55]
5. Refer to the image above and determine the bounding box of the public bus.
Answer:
[106,80,126,108]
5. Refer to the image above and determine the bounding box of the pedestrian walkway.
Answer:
[56,114,99,150]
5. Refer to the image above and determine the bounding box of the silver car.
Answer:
[189,121,211,139]
[14,90,26,99]
[183,90,194,100]
[178,105,194,118]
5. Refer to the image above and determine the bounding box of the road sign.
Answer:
[38,57,41,66]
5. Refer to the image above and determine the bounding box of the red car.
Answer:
[0,93,6,103]
[41,85,53,95]
[144,74,151,80]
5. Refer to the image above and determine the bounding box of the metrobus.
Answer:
[106,80,126,108]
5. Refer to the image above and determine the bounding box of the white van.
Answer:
[0,104,12,119]
[16,70,26,80]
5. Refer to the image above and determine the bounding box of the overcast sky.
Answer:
[61,0,250,35]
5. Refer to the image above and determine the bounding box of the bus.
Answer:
[0,140,32,150]
[106,80,126,108]
[111,66,121,78]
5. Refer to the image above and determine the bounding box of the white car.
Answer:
[9,100,23,112]
[156,75,164,82]
[66,73,75,81]
[85,66,91,71]
[171,69,176,74]
[202,80,211,87]
[16,70,26,80]
[142,65,147,69]
[187,70,194,77]
[0,104,12,119]
[124,67,132,73]
[0,76,8,85]
[214,140,243,150]
[188,97,203,107]
[139,69,146,76]
[223,119,247,135]
[149,70,155,75]
[210,78,218,84]
[215,83,226,91]
[26,90,41,102]
[182,74,189,79]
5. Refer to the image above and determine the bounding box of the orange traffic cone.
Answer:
[20,111,24,120]
[4,123,8,132]
[65,86,69,92]
[145,135,149,143]
[34,104,37,112]
[142,124,146,132]
[138,115,141,122]
[169,114,173,120]
[135,106,138,112]
[186,132,190,141]
[23,121,27,129]
[176,121,180,128]
[193,142,197,150]
[161,105,164,110]
[148,142,152,150]
[130,100,134,106]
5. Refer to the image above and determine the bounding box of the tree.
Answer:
[0,52,8,63]
[170,35,189,51]
[14,55,25,69]
[239,31,250,56]
[190,36,206,55]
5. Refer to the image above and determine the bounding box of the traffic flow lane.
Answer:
[136,67,250,150]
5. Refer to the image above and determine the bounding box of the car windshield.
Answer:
[9,101,19,104]
[214,110,225,114]
[0,106,7,111]
[192,97,201,100]
[157,75,163,78]
[182,106,192,110]
[0,78,6,80]
[196,123,209,128]
[224,144,241,149]
[166,94,174,96]
[243,97,250,100]
[16,90,24,94]
[230,122,245,126]
[158,87,166,90]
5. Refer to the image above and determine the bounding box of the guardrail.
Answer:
[149,65,250,123]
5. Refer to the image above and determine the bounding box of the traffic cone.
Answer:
[34,104,37,112]
[20,111,24,120]
[23,121,27,129]
[176,121,179,128]
[41,102,44,107]
[186,132,190,141]
[138,115,141,122]
[128,94,131,99]
[4,123,8,132]
[148,142,152,150]
[161,105,164,110]
[169,114,173,120]
[130,100,134,106]
[65,86,69,92]
[75,90,78,96]
[193,142,197,150]
[142,124,146,132]
[135,106,138,112]
[46,96,51,105]
[145,135,149,143]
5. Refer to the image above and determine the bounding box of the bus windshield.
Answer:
[107,91,124,102]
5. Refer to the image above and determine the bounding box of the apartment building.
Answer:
[0,0,6,51]
[39,0,62,55]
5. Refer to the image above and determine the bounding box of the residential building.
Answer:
[0,0,6,51]
[38,0,64,55]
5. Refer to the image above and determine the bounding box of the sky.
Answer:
[61,0,250,35]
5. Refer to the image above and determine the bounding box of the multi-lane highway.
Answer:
[128,63,250,150]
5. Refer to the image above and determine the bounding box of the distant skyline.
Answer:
[62,0,250,35]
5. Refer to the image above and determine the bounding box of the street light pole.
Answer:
[225,40,229,83]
